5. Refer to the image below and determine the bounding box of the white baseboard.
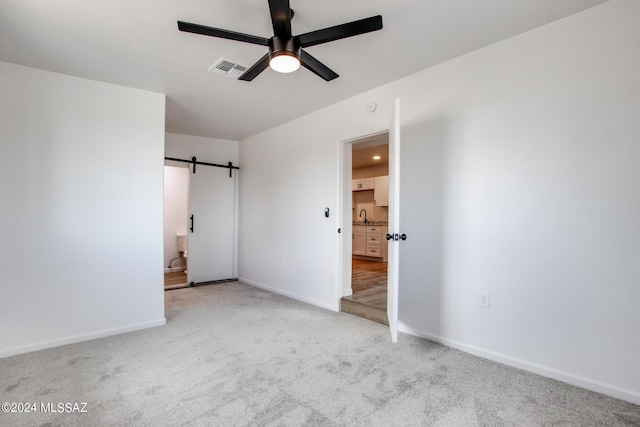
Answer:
[239,277,339,312]
[164,267,186,273]
[0,318,167,358]
[397,322,640,406]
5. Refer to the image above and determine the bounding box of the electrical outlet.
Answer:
[479,293,490,308]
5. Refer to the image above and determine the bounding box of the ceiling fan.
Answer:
[177,0,383,82]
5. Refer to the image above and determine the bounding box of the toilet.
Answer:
[176,234,188,272]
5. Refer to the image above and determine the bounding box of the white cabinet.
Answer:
[352,226,366,256]
[366,225,382,257]
[352,177,375,191]
[374,176,389,207]
[353,176,388,206]
[353,225,388,261]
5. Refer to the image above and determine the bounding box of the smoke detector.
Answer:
[208,58,247,79]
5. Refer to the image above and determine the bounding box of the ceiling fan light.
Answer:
[270,53,300,73]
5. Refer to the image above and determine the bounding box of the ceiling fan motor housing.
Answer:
[269,36,301,61]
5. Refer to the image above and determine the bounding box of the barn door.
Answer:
[187,166,235,284]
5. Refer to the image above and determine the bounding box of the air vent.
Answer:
[208,58,247,79]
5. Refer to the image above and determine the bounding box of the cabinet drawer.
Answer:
[366,244,382,257]
[367,234,382,244]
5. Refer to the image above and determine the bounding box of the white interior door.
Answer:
[188,166,235,284]
[387,98,401,343]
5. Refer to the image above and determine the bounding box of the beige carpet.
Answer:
[1,282,638,426]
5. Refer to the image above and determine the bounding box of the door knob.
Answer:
[386,233,407,241]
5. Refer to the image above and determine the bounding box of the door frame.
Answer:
[335,128,390,307]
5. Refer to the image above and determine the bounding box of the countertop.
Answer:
[353,221,388,226]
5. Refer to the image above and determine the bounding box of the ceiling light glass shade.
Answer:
[270,53,300,73]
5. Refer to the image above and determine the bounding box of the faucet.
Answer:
[359,209,367,224]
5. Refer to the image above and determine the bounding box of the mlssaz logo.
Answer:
[41,402,88,413]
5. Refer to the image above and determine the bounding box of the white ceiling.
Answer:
[352,133,389,170]
[0,0,607,141]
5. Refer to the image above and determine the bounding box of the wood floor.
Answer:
[164,271,188,290]
[341,259,389,325]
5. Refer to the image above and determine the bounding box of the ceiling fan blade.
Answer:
[268,0,292,37]
[238,54,271,81]
[300,49,339,81]
[298,15,383,48]
[178,21,269,46]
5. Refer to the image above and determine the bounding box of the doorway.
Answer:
[340,134,390,325]
[337,98,401,342]
[163,165,190,290]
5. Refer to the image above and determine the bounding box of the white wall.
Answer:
[239,0,640,403]
[163,166,189,269]
[239,121,341,309]
[0,61,166,356]
[165,133,238,165]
